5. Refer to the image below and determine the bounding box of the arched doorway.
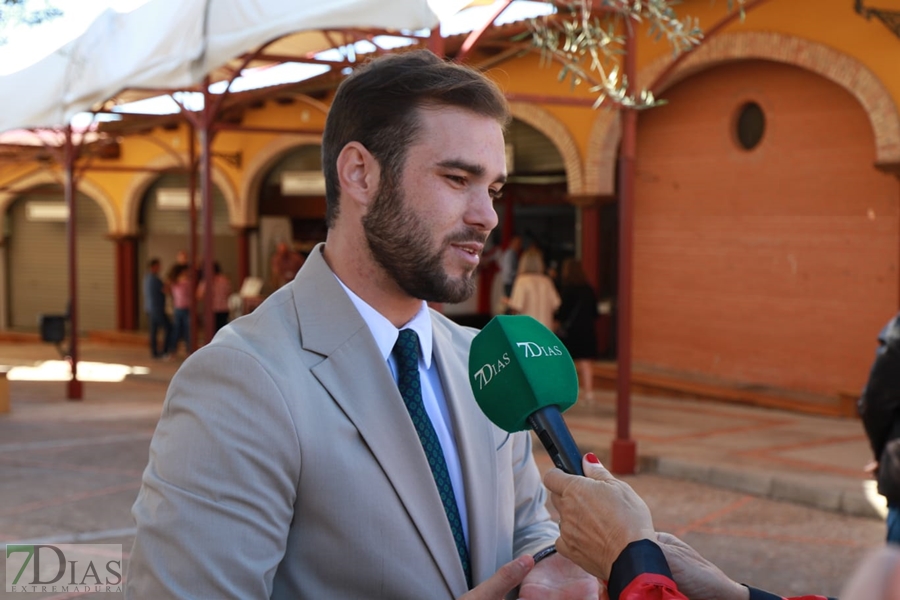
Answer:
[7,186,115,332]
[633,59,899,396]
[504,118,576,261]
[255,144,326,292]
[136,173,236,327]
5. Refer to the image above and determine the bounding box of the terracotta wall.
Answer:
[633,59,899,396]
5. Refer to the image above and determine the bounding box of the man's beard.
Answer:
[362,175,486,304]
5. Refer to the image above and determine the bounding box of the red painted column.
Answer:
[501,191,515,246]
[611,23,637,475]
[580,203,601,290]
[237,226,250,286]
[115,235,138,330]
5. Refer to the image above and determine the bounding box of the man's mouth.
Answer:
[453,242,483,256]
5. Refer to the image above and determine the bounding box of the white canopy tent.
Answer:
[0,0,517,400]
[0,0,458,133]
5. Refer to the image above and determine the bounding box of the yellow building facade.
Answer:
[1,0,899,409]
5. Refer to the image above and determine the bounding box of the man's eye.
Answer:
[489,189,505,201]
[446,175,466,185]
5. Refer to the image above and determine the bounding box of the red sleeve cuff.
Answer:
[619,573,686,599]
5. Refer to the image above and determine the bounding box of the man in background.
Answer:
[859,312,900,543]
[142,258,171,360]
[269,241,304,290]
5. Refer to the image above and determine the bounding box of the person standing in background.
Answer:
[554,258,599,403]
[197,261,233,336]
[859,311,900,543]
[166,249,189,282]
[507,245,560,330]
[499,235,522,301]
[269,241,305,290]
[142,258,172,359]
[168,264,193,357]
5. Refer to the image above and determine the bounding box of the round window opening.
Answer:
[736,102,765,150]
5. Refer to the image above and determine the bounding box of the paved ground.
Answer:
[567,391,880,519]
[0,341,887,598]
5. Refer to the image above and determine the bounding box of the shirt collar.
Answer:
[333,274,433,368]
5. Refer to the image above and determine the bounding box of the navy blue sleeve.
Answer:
[608,539,673,600]
[748,587,782,600]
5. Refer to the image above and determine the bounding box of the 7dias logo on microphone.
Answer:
[472,352,510,390]
[472,341,566,390]
[515,341,564,358]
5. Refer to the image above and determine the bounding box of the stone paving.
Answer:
[567,391,879,519]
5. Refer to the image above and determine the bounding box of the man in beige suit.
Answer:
[126,50,599,599]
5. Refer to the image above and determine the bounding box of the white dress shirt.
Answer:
[334,276,470,545]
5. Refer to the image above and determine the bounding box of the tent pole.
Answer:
[188,123,198,353]
[64,126,83,400]
[200,82,215,346]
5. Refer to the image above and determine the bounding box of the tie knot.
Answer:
[393,329,420,368]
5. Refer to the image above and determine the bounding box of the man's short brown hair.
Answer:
[321,49,510,228]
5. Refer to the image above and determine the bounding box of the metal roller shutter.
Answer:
[8,189,115,332]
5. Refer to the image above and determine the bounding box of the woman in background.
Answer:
[507,246,560,330]
[197,262,233,336]
[555,259,599,403]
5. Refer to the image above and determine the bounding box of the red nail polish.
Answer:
[585,452,600,464]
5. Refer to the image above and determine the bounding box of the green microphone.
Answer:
[469,315,584,475]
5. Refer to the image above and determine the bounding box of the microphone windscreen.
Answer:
[468,315,578,433]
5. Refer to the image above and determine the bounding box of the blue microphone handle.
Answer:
[527,406,585,476]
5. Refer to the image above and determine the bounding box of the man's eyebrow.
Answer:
[437,159,507,184]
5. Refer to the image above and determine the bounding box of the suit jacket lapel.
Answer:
[292,246,468,596]
[432,318,499,586]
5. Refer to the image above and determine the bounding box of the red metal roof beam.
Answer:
[455,0,515,63]
[211,123,323,135]
[238,53,354,68]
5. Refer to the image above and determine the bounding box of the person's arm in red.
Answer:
[608,539,688,600]
[611,537,835,600]
[545,459,836,600]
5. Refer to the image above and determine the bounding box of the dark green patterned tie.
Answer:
[393,329,472,589]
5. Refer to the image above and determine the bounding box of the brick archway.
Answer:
[240,134,323,228]
[586,31,900,196]
[509,102,585,194]
[121,153,239,235]
[0,170,119,238]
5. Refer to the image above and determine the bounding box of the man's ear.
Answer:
[336,141,380,209]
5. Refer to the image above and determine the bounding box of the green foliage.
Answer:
[0,0,62,44]
[529,0,744,109]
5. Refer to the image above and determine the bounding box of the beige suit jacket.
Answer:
[127,244,558,599]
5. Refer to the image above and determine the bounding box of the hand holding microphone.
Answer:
[544,454,656,581]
